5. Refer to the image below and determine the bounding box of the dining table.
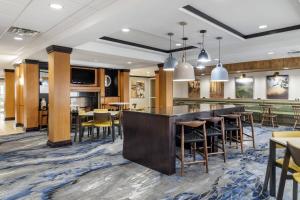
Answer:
[263,137,300,197]
[73,111,119,142]
[108,102,130,111]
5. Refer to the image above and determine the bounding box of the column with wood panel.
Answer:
[46,45,72,147]
[22,60,39,131]
[14,65,24,127]
[119,69,130,109]
[158,64,173,108]
[154,70,159,108]
[4,69,15,120]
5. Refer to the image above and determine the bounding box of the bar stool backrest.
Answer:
[292,106,300,120]
[260,104,273,116]
[94,112,111,123]
[287,142,300,166]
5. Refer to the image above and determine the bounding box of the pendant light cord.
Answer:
[182,24,185,62]
[202,32,204,48]
[218,39,221,64]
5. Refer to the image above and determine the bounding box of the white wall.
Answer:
[129,76,151,109]
[172,69,300,100]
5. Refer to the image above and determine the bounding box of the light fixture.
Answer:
[175,43,182,47]
[163,33,178,71]
[259,25,268,29]
[197,30,211,63]
[122,28,130,32]
[211,37,228,82]
[268,51,274,55]
[50,3,63,10]
[174,22,195,82]
[14,36,23,41]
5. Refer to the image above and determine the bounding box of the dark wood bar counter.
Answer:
[122,104,244,175]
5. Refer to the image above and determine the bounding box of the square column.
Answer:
[4,69,15,120]
[46,45,72,147]
[158,64,173,108]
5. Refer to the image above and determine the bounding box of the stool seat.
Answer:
[176,120,206,128]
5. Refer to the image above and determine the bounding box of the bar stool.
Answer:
[292,105,300,130]
[176,120,208,176]
[219,114,244,153]
[260,104,278,128]
[197,117,226,162]
[234,111,256,149]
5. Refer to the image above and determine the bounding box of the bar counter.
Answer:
[122,104,244,175]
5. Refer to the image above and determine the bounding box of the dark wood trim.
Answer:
[47,140,72,148]
[16,123,23,127]
[4,69,15,72]
[100,36,196,53]
[46,45,73,54]
[157,63,164,68]
[13,64,20,68]
[25,127,39,132]
[182,5,300,39]
[39,62,48,70]
[130,75,155,78]
[120,69,130,72]
[23,59,39,64]
[4,117,15,121]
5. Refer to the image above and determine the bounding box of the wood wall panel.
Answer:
[119,71,130,106]
[4,70,15,120]
[47,51,71,145]
[155,71,159,108]
[14,66,23,126]
[158,66,173,108]
[23,63,39,130]
[210,82,224,99]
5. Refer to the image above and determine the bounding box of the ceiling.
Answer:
[0,0,300,74]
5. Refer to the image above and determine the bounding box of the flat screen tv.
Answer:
[71,68,95,85]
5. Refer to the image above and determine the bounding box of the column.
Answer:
[46,45,72,147]
[158,64,173,108]
[4,69,15,120]
[154,70,159,108]
[14,65,23,127]
[119,69,130,108]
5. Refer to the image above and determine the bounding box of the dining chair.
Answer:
[113,111,123,139]
[260,104,278,128]
[78,110,94,142]
[277,141,300,200]
[93,112,113,141]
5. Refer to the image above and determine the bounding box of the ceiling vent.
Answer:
[288,50,300,54]
[7,26,40,37]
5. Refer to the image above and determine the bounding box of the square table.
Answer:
[263,137,300,197]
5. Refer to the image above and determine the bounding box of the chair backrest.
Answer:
[292,106,300,120]
[94,109,108,113]
[260,104,273,115]
[287,142,300,166]
[94,112,111,123]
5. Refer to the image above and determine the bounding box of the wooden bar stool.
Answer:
[176,120,208,176]
[260,104,278,128]
[197,117,226,162]
[292,105,300,130]
[234,111,256,149]
[220,114,244,153]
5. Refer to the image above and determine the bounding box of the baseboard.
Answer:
[5,117,15,121]
[47,140,72,148]
[15,123,24,127]
[25,127,39,132]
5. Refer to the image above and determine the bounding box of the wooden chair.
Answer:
[277,141,300,200]
[219,114,244,153]
[234,111,255,149]
[113,111,122,139]
[93,112,113,141]
[176,120,208,176]
[197,117,226,162]
[292,105,300,130]
[260,104,278,128]
[78,110,94,142]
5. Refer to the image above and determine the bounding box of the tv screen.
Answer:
[71,68,95,85]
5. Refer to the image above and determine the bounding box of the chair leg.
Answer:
[221,135,226,162]
[277,151,291,200]
[271,118,275,128]
[180,125,185,176]
[203,125,209,173]
[250,115,255,149]
[293,180,298,200]
[294,120,298,130]
[193,142,196,161]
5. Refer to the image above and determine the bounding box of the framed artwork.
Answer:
[188,81,200,98]
[266,75,289,99]
[131,80,145,98]
[235,77,254,98]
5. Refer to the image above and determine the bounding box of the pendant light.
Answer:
[163,33,178,71]
[174,22,195,82]
[197,30,211,63]
[196,43,206,69]
[211,37,228,82]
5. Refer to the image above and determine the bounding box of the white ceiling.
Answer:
[0,0,300,71]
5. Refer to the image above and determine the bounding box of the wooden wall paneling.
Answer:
[98,68,105,107]
[23,62,39,130]
[155,70,159,108]
[14,66,22,126]
[119,70,130,108]
[47,45,72,147]
[158,65,173,108]
[4,70,15,120]
[210,82,224,99]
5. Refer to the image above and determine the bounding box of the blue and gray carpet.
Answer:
[0,125,296,199]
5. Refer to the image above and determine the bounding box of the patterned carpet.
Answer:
[0,125,296,200]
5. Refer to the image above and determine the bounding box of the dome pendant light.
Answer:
[174,22,195,82]
[163,33,178,71]
[197,30,211,63]
[211,37,228,82]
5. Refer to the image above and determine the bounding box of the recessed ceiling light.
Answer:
[127,61,132,64]
[268,51,274,55]
[14,36,23,41]
[259,25,268,29]
[50,3,63,10]
[122,28,130,33]
[175,43,182,47]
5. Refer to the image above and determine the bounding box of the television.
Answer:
[71,68,96,85]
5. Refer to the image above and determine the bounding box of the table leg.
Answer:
[270,140,276,196]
